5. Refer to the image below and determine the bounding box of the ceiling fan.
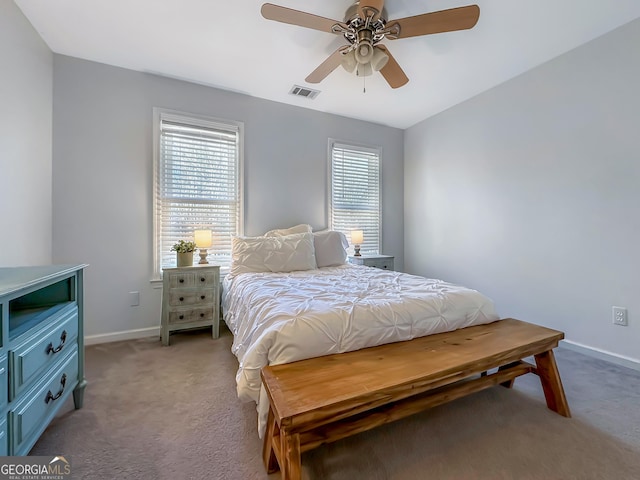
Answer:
[261,1,480,89]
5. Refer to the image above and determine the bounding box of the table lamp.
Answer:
[350,230,364,257]
[194,229,212,264]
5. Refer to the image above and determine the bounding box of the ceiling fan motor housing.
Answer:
[344,2,388,26]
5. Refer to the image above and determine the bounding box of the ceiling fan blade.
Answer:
[386,5,480,39]
[261,3,346,34]
[305,47,347,84]
[376,45,409,89]
[358,0,385,22]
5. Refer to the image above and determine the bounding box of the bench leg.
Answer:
[280,427,302,480]
[498,362,522,388]
[534,349,571,417]
[263,406,279,474]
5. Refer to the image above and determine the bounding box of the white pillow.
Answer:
[313,230,349,267]
[263,224,312,237]
[231,232,317,275]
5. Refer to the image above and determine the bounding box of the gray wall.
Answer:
[52,55,404,341]
[0,0,53,266]
[405,19,640,363]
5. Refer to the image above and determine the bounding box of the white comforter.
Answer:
[222,264,499,436]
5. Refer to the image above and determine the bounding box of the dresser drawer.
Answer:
[168,290,214,307]
[168,307,214,325]
[9,305,78,401]
[9,347,79,455]
[168,271,217,289]
[0,355,7,411]
[0,418,7,456]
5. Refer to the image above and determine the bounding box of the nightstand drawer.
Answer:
[9,347,79,455]
[168,271,217,288]
[9,304,79,401]
[168,307,214,325]
[349,255,394,271]
[366,258,394,270]
[168,272,196,288]
[168,290,215,307]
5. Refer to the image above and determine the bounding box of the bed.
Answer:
[222,225,500,437]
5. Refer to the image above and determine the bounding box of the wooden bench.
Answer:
[260,318,571,480]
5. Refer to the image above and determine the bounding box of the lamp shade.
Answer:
[350,230,364,245]
[371,47,389,71]
[341,49,357,73]
[356,62,373,77]
[194,229,212,248]
[355,41,374,64]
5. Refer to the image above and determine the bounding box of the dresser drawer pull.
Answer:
[179,314,184,320]
[46,330,68,354]
[179,297,184,302]
[45,373,67,404]
[200,295,205,300]
[200,277,206,282]
[200,313,205,318]
[179,279,184,283]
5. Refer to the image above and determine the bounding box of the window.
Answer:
[153,109,243,278]
[329,140,381,254]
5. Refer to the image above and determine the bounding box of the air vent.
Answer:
[289,85,321,100]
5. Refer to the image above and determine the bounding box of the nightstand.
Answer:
[161,264,220,346]
[348,254,394,271]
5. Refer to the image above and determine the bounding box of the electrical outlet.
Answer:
[129,291,140,307]
[612,306,628,326]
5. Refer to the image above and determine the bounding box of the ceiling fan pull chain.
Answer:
[363,73,366,94]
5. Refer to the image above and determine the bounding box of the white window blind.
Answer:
[329,140,381,254]
[153,110,243,278]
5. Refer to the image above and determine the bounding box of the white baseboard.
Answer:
[560,340,640,371]
[85,326,159,346]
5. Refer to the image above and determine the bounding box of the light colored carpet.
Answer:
[30,326,640,480]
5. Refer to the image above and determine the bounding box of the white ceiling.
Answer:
[15,0,640,129]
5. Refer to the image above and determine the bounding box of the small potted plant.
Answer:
[171,240,196,267]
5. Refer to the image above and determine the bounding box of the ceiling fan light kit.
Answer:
[355,41,373,64]
[371,47,389,71]
[357,62,373,77]
[261,1,480,89]
[341,50,358,73]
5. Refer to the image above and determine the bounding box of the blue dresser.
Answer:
[0,264,87,455]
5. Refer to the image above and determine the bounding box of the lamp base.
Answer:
[354,245,361,257]
[198,249,209,264]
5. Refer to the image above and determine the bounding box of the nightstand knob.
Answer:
[179,297,184,302]
[200,295,205,300]
[200,277,205,282]
[200,313,205,318]
[179,315,184,320]
[179,279,184,283]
